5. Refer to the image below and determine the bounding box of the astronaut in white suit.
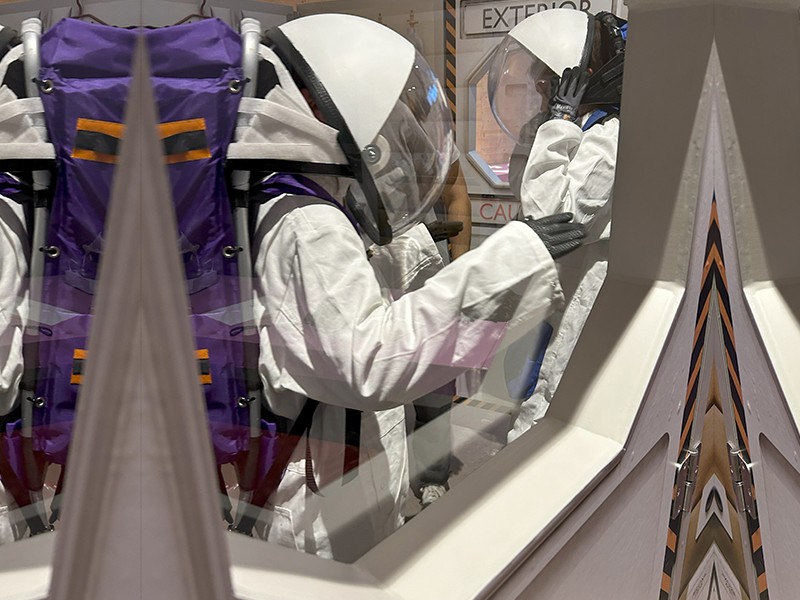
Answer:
[237,14,585,560]
[487,9,626,441]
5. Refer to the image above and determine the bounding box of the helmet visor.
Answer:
[347,51,455,244]
[488,36,556,144]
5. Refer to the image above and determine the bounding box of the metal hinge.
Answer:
[671,442,701,519]
[728,444,758,519]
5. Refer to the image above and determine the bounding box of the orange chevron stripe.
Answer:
[752,528,762,551]
[716,257,729,290]
[730,390,750,450]
[718,294,736,345]
[667,528,677,551]
[694,295,711,343]
[709,198,719,225]
[661,572,671,592]
[446,41,456,55]
[725,350,744,412]
[702,245,724,281]
[685,348,703,404]
[446,21,456,37]
[679,401,697,450]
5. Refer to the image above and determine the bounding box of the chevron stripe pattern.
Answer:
[658,197,768,599]
[710,203,768,600]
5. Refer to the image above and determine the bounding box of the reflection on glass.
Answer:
[474,71,514,183]
[0,18,137,541]
[145,19,267,529]
[494,9,625,444]
[224,11,555,563]
[212,7,626,564]
[0,6,625,567]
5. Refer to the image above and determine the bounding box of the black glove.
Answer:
[548,67,590,123]
[425,220,464,243]
[521,212,586,259]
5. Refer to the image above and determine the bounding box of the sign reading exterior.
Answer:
[461,0,615,37]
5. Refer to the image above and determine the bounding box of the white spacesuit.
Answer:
[0,33,49,543]
[234,14,584,560]
[508,113,617,442]
[487,9,624,442]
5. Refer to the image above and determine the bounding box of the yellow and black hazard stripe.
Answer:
[659,198,768,599]
[158,118,211,164]
[70,348,213,386]
[195,348,212,385]
[443,0,457,122]
[70,348,87,385]
[71,117,212,165]
[71,118,125,164]
[710,201,768,600]
[658,200,712,599]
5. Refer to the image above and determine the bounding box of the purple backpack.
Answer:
[7,19,272,518]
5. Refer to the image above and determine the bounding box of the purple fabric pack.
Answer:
[23,18,255,466]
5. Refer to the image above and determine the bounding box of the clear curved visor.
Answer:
[348,52,454,243]
[488,36,556,144]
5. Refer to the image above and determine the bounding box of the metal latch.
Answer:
[728,444,758,519]
[672,442,701,519]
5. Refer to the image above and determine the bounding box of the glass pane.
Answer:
[474,70,514,184]
[0,17,138,542]
[215,5,626,564]
[0,5,622,567]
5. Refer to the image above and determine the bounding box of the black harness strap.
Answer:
[0,435,50,534]
[302,408,361,491]
[0,28,19,63]
[304,431,320,494]
[230,398,319,535]
[218,465,233,524]
[48,466,65,525]
[343,408,361,483]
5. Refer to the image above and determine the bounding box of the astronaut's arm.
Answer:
[264,205,562,412]
[0,195,27,416]
[519,118,618,241]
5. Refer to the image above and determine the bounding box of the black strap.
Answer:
[0,435,50,534]
[303,408,361,490]
[255,59,279,99]
[304,430,320,494]
[218,465,233,524]
[0,28,18,63]
[48,466,65,524]
[230,398,319,535]
[3,58,25,99]
[343,408,361,483]
[301,408,361,493]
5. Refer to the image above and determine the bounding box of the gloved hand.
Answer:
[548,67,590,123]
[425,220,464,243]
[521,212,586,259]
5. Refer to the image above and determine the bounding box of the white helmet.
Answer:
[488,9,594,143]
[264,14,455,245]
